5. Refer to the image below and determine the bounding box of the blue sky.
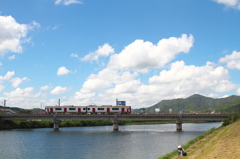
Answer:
[1,0,240,109]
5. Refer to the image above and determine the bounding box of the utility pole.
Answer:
[4,99,6,112]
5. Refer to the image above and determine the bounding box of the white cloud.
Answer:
[8,55,15,60]
[2,87,44,109]
[10,77,28,88]
[73,59,236,108]
[73,92,96,100]
[51,86,67,94]
[0,71,14,81]
[108,34,194,72]
[82,43,114,61]
[213,0,240,9]
[40,85,50,91]
[0,15,28,56]
[219,51,240,69]
[79,68,138,93]
[55,0,82,5]
[114,80,141,94]
[236,87,240,95]
[57,66,70,75]
[27,21,40,30]
[73,35,234,108]
[4,87,35,98]
[71,53,79,58]
[0,85,5,92]
[148,61,236,94]
[0,16,39,56]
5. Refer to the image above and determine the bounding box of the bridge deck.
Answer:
[0,113,230,121]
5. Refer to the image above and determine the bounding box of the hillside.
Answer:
[173,119,240,159]
[134,94,240,114]
[0,106,44,114]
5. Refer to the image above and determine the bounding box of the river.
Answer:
[0,122,222,159]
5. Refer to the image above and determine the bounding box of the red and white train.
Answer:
[45,105,131,114]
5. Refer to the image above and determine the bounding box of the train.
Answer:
[45,105,131,114]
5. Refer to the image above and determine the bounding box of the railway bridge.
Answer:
[0,113,230,131]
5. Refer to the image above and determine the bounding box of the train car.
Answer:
[87,105,131,114]
[45,105,87,114]
[45,105,131,114]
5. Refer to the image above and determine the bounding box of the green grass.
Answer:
[158,127,220,159]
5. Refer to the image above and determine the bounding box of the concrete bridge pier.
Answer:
[113,121,119,131]
[176,120,182,131]
[52,120,61,130]
[112,114,119,131]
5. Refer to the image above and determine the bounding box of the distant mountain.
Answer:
[0,106,45,114]
[133,94,240,114]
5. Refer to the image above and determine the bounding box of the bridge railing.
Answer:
[0,113,230,117]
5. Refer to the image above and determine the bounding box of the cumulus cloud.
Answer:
[51,86,67,94]
[0,16,39,56]
[213,0,240,9]
[79,68,138,93]
[4,87,35,98]
[82,43,114,61]
[73,60,236,108]
[0,71,14,81]
[27,21,40,30]
[71,53,79,58]
[0,16,28,56]
[40,85,50,91]
[55,0,82,5]
[149,61,236,94]
[108,34,194,72]
[237,87,240,95]
[8,55,15,60]
[219,51,240,69]
[2,87,44,109]
[0,85,5,92]
[10,77,28,88]
[57,66,70,75]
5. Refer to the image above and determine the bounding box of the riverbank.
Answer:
[0,119,210,130]
[160,119,240,159]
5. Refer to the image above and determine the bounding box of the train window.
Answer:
[112,108,119,110]
[83,108,86,110]
[55,108,62,110]
[69,108,76,110]
[87,108,90,110]
[98,108,105,110]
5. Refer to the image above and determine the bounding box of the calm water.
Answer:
[0,122,221,159]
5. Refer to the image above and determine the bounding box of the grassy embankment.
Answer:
[159,114,240,159]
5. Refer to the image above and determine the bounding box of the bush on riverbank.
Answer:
[60,120,113,127]
[222,114,240,126]
[0,120,135,129]
[0,120,178,129]
[0,120,53,129]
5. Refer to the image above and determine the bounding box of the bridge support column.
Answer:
[176,120,182,131]
[112,114,119,131]
[52,120,61,130]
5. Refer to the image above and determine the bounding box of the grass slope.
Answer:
[161,120,240,159]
